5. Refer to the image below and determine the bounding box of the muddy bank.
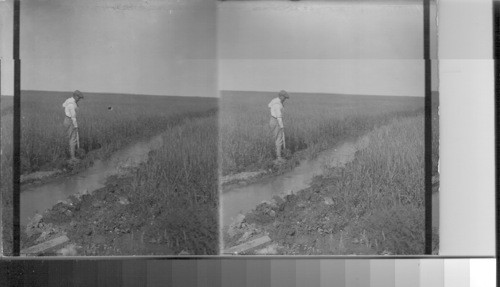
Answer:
[20,134,174,255]
[21,135,163,226]
[20,144,105,187]
[220,170,268,187]
[21,175,173,256]
[222,136,369,227]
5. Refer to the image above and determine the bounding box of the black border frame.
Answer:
[424,0,433,255]
[12,0,20,257]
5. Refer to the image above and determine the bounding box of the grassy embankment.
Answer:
[54,113,220,255]
[128,114,219,254]
[242,113,426,255]
[320,114,425,254]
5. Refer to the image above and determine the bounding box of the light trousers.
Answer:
[269,117,284,159]
[63,117,77,158]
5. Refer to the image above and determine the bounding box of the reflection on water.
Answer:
[21,135,164,226]
[222,139,363,227]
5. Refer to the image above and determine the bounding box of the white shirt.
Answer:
[268,97,284,128]
[62,97,78,128]
[268,97,284,118]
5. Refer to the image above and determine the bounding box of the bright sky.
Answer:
[1,0,438,97]
[220,60,427,97]
[16,0,216,97]
[218,1,438,96]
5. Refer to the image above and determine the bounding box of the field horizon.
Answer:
[20,91,218,175]
[220,89,438,99]
[219,90,425,176]
[20,90,219,100]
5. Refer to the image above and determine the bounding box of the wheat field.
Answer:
[219,91,424,175]
[20,91,218,173]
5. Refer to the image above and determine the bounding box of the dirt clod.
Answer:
[57,244,79,256]
[118,196,130,205]
[254,243,279,255]
[324,197,334,205]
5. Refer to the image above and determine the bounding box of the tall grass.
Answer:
[112,113,219,254]
[219,91,424,175]
[0,96,13,116]
[321,115,425,254]
[20,91,218,173]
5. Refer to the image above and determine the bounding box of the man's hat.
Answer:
[279,90,290,98]
[73,90,84,99]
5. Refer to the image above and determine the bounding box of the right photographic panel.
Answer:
[218,0,439,255]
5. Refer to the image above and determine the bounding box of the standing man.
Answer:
[62,90,84,162]
[268,90,290,163]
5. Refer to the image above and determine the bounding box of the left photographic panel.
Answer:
[18,0,219,256]
[1,0,14,256]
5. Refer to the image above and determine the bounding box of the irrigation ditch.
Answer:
[20,110,218,256]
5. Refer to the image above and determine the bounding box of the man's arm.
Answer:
[271,104,284,128]
[275,105,284,129]
[68,104,78,128]
[277,117,284,129]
